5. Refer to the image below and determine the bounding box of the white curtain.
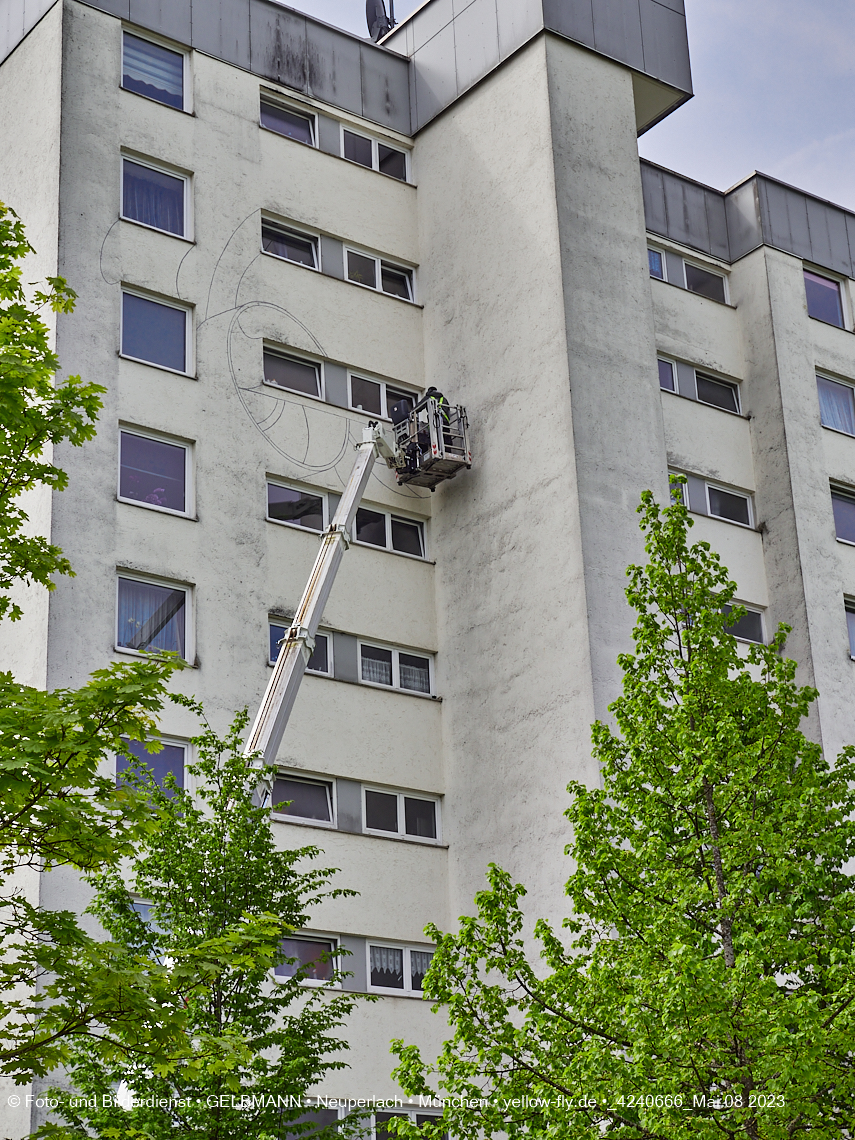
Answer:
[817,376,855,435]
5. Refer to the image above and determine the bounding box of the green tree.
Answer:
[41,703,362,1140]
[0,201,103,622]
[391,487,855,1140]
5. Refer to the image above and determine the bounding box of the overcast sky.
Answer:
[296,0,855,211]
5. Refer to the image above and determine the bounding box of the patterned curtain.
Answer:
[370,946,403,987]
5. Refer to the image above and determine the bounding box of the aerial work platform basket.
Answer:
[389,394,472,489]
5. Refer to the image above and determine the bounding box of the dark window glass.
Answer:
[350,375,383,414]
[376,1113,409,1137]
[684,263,726,303]
[347,251,377,288]
[356,508,387,547]
[847,606,855,657]
[365,790,397,831]
[657,359,675,391]
[270,623,285,662]
[117,739,184,791]
[263,351,320,396]
[122,32,183,109]
[410,950,434,991]
[378,144,407,181]
[120,432,186,512]
[648,249,664,279]
[391,517,423,557]
[343,129,373,167]
[722,604,764,643]
[361,644,393,686]
[260,100,314,145]
[122,160,184,235]
[276,937,334,981]
[117,578,186,656]
[370,944,403,988]
[122,293,186,372]
[832,490,855,543]
[307,633,329,673]
[280,1110,339,1140]
[399,652,430,693]
[707,487,751,525]
[261,222,317,268]
[272,777,332,821]
[267,484,324,529]
[805,270,844,327]
[696,373,739,413]
[404,797,436,838]
[381,263,412,300]
[817,376,855,434]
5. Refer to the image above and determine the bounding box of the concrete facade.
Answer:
[2,0,855,1134]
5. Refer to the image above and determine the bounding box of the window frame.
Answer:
[259,93,318,147]
[694,369,741,414]
[817,373,855,436]
[722,602,765,645]
[648,246,666,281]
[704,481,754,528]
[115,571,193,662]
[346,371,419,422]
[830,484,855,546]
[357,639,434,697]
[681,257,729,304]
[344,245,415,302]
[120,153,192,240]
[265,480,329,534]
[271,772,336,828]
[362,786,441,844]
[116,735,188,792]
[275,933,340,988]
[366,941,435,996]
[804,265,848,329]
[117,424,194,519]
[120,288,193,376]
[845,599,855,660]
[268,622,333,676]
[262,345,325,401]
[260,216,320,271]
[339,123,409,182]
[352,503,427,560]
[121,27,191,113]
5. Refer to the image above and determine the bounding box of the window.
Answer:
[805,269,844,327]
[684,262,727,303]
[341,127,408,181]
[116,576,188,657]
[346,248,414,301]
[846,601,855,658]
[117,738,185,791]
[648,248,665,280]
[695,372,740,413]
[364,788,438,840]
[368,944,434,992]
[281,1109,340,1140]
[122,158,187,237]
[261,220,318,269]
[119,429,189,514]
[263,349,321,397]
[354,506,425,557]
[831,487,855,543]
[269,624,330,674]
[272,775,333,822]
[374,1113,445,1140]
[267,483,325,530]
[657,358,675,391]
[359,642,432,694]
[276,937,336,982]
[722,604,764,644]
[122,291,189,373]
[122,32,184,110]
[817,375,855,435]
[706,484,752,526]
[260,98,315,145]
[348,373,416,420]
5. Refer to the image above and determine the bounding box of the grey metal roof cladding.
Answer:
[641,159,855,280]
[383,0,692,133]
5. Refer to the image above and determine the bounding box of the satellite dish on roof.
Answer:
[366,0,395,42]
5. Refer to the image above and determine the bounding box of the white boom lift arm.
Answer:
[243,399,471,802]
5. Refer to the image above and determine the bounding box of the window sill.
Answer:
[659,387,745,418]
[835,537,855,547]
[820,423,855,439]
[270,816,448,848]
[113,645,196,666]
[358,678,437,699]
[118,353,196,379]
[266,517,324,536]
[262,378,324,402]
[368,989,432,1000]
[120,216,194,243]
[260,248,319,272]
[117,496,196,519]
[650,277,736,309]
[808,314,850,332]
[120,84,194,115]
[351,539,433,565]
[689,509,755,531]
[271,812,336,830]
[345,278,420,307]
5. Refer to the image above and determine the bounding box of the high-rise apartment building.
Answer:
[2,0,855,1133]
